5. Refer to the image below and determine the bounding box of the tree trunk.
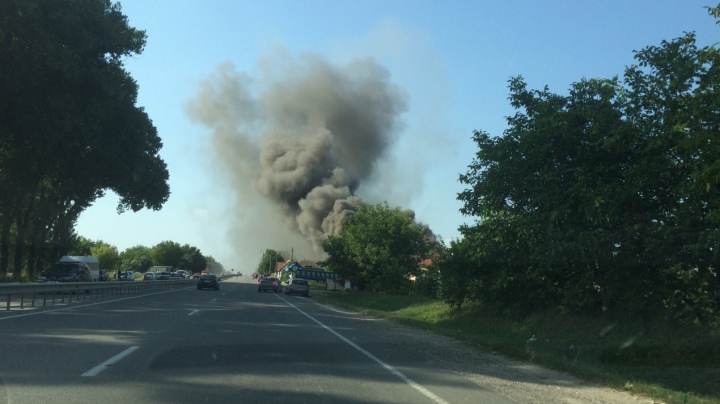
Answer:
[13,195,36,278]
[0,212,12,276]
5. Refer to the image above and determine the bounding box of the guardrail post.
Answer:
[20,294,24,309]
[61,292,65,303]
[31,293,36,307]
[6,294,10,311]
[43,293,47,306]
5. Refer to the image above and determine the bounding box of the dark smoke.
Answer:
[188,54,433,250]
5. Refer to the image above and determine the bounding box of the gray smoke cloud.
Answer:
[187,54,413,249]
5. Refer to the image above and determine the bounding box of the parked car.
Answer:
[258,277,281,293]
[143,272,156,281]
[157,271,171,280]
[197,274,219,291]
[285,278,310,297]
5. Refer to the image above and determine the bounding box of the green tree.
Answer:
[205,255,225,275]
[67,236,98,257]
[0,0,170,278]
[322,202,427,294]
[453,26,720,321]
[90,242,119,271]
[179,244,207,274]
[119,245,153,272]
[257,249,284,274]
[151,241,184,268]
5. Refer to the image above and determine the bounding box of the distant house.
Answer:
[409,254,439,281]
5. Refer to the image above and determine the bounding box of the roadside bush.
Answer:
[414,268,441,299]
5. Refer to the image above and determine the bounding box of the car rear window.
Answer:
[293,280,308,285]
[199,275,216,279]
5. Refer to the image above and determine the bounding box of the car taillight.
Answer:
[271,282,276,286]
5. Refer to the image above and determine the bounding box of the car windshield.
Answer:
[44,263,79,275]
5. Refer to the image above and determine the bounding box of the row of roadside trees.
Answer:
[70,237,224,275]
[0,1,170,279]
[434,23,720,324]
[321,6,720,326]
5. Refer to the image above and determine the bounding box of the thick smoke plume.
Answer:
[188,53,432,250]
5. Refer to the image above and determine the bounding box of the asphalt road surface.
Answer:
[0,276,516,404]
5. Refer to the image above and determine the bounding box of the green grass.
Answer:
[0,271,36,283]
[315,291,720,404]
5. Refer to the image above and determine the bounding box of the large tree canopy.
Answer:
[0,0,170,277]
[322,202,428,294]
[448,29,720,322]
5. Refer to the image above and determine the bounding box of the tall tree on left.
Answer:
[0,0,170,278]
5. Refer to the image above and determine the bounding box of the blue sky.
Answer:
[76,0,720,268]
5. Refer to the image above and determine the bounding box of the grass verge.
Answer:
[315,291,720,404]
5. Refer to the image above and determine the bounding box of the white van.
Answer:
[58,256,100,282]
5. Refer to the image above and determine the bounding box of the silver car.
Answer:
[285,278,310,297]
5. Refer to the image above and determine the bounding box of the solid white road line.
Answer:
[188,310,199,316]
[81,346,140,377]
[274,294,451,404]
[0,287,194,322]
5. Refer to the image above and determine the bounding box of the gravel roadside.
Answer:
[312,300,662,404]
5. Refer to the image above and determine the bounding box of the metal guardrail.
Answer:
[0,274,237,311]
[0,280,193,311]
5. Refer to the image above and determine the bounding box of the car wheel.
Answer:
[197,286,201,290]
[304,292,309,297]
[215,287,219,291]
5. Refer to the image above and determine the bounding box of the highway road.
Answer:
[0,276,516,404]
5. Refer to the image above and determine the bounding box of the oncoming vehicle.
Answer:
[170,272,185,280]
[258,277,281,293]
[143,272,156,281]
[192,273,200,279]
[197,274,219,291]
[156,271,171,280]
[38,260,93,283]
[285,278,310,297]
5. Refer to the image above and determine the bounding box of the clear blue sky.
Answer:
[76,0,720,269]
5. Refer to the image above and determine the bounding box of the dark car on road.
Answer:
[197,274,219,291]
[118,271,134,281]
[157,271,171,280]
[170,272,185,280]
[258,276,281,293]
[285,278,310,297]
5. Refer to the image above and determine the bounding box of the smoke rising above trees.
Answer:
[188,53,425,248]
